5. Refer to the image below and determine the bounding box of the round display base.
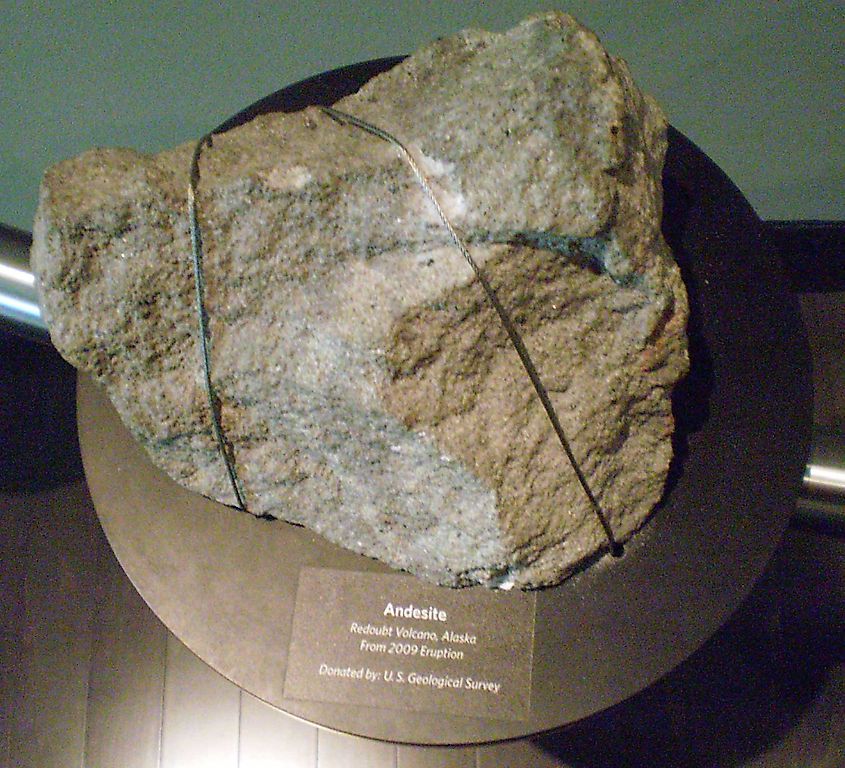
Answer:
[77,62,811,746]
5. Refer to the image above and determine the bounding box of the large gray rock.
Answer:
[31,11,688,588]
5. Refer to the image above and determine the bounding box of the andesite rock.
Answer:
[31,11,689,588]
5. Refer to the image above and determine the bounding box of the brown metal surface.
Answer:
[76,61,812,743]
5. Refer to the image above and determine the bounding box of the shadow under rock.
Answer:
[532,535,845,768]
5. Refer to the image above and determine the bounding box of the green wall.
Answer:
[2,1,841,231]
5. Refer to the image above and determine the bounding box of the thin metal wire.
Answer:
[188,133,247,511]
[321,105,621,555]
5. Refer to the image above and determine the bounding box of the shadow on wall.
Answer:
[0,331,83,491]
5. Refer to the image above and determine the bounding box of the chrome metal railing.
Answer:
[0,225,48,342]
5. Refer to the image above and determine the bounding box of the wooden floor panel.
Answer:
[82,528,167,768]
[9,483,97,768]
[316,728,396,767]
[0,633,15,768]
[0,490,30,637]
[159,634,242,768]
[477,737,568,768]
[397,743,478,767]
[239,692,318,768]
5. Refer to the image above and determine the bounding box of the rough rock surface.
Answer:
[31,12,689,588]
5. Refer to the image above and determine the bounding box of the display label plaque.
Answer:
[284,567,536,720]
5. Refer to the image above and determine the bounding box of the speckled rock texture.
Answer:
[31,12,688,588]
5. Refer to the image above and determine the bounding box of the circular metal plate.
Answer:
[77,61,812,745]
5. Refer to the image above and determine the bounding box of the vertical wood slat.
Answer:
[0,490,31,635]
[0,483,31,768]
[0,633,15,768]
[397,744,478,768]
[160,633,241,768]
[82,530,168,768]
[477,737,569,768]
[238,692,318,768]
[316,728,396,768]
[9,483,98,768]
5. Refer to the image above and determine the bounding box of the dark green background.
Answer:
[3,2,841,231]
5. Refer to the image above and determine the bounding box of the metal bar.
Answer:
[803,428,845,495]
[793,496,845,537]
[0,224,49,342]
[796,428,845,534]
